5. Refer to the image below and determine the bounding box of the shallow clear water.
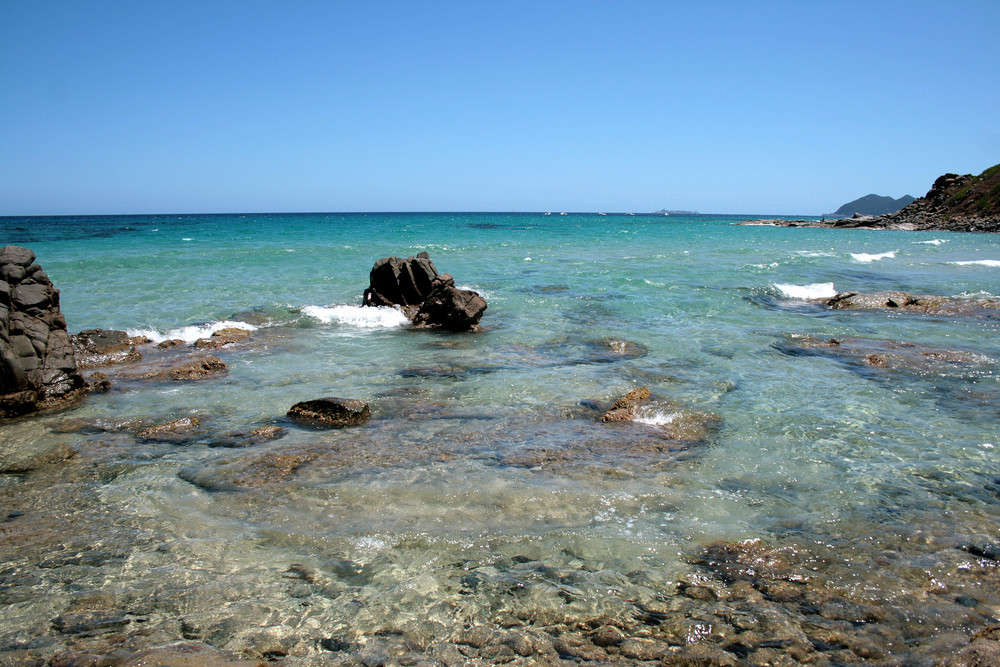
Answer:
[2,213,1000,663]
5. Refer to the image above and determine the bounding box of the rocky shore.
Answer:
[3,242,1000,665]
[744,163,1000,232]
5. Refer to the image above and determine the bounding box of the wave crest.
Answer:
[301,304,410,328]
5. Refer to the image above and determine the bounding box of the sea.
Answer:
[2,212,1000,664]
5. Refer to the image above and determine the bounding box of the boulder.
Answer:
[287,397,371,427]
[1,245,89,418]
[412,274,488,331]
[361,253,487,331]
[71,328,143,368]
[363,252,439,308]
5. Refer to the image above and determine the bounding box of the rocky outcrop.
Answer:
[1,245,89,418]
[744,163,1000,232]
[817,291,1000,317]
[364,253,440,311]
[287,397,371,427]
[362,252,487,331]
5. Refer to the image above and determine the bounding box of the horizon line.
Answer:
[0,210,821,219]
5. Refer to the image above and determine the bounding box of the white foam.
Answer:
[915,239,948,246]
[634,409,681,426]
[850,251,896,263]
[795,250,835,257]
[128,319,256,344]
[181,238,193,241]
[948,260,1000,268]
[773,282,838,299]
[302,304,410,328]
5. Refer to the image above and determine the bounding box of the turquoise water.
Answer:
[2,213,1000,663]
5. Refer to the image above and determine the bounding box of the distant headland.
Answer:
[828,194,915,218]
[744,163,1000,233]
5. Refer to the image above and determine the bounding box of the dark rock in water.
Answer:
[361,253,487,331]
[71,328,143,368]
[287,397,371,427]
[412,273,488,331]
[363,252,439,308]
[963,542,1000,561]
[1,245,90,418]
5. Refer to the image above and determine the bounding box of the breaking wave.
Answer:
[773,282,838,299]
[851,251,896,263]
[301,304,410,328]
[128,320,257,344]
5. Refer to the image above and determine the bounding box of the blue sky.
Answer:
[2,1,998,216]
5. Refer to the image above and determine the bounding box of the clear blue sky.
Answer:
[2,1,998,216]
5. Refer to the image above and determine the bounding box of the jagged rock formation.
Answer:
[1,245,89,418]
[362,252,488,331]
[880,166,1000,231]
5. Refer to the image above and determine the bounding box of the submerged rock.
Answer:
[599,386,721,443]
[124,355,228,381]
[0,442,76,473]
[86,371,112,392]
[774,334,995,375]
[138,417,202,442]
[362,252,487,331]
[103,641,267,666]
[71,328,143,368]
[1,245,89,418]
[287,397,371,427]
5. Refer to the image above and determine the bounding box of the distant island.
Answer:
[829,193,914,217]
[654,209,698,215]
[744,162,1000,233]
